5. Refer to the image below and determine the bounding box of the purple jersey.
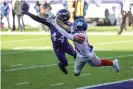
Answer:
[27,13,76,67]
[49,20,72,50]
[27,13,73,51]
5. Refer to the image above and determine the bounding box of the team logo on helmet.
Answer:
[73,18,88,33]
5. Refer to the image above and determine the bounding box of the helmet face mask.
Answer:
[57,9,70,22]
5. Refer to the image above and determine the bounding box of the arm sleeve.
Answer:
[54,21,74,40]
[27,12,50,27]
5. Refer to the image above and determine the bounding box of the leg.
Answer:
[88,51,113,67]
[12,10,16,30]
[127,11,133,27]
[6,15,11,31]
[65,44,76,59]
[0,17,3,29]
[17,15,22,31]
[118,12,127,34]
[88,51,120,72]
[40,23,44,31]
[74,56,86,76]
[43,25,47,32]
[21,15,25,30]
[55,51,68,74]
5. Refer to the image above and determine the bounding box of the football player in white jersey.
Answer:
[54,18,120,76]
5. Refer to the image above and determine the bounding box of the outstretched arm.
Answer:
[21,2,50,26]
[56,18,71,32]
[55,18,84,43]
[27,12,50,26]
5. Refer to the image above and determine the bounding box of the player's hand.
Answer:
[21,2,30,14]
[73,33,85,43]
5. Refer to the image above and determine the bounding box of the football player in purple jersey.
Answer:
[21,3,83,74]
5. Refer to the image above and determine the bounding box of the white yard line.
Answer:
[50,83,64,87]
[107,54,133,59]
[1,46,52,55]
[3,54,133,72]
[1,51,31,55]
[2,38,45,43]
[2,38,133,45]
[3,64,57,72]
[1,32,133,35]
[76,78,133,89]
[12,46,52,50]
[11,64,23,67]
[1,48,112,55]
[15,82,29,86]
[1,39,133,55]
[94,40,133,46]
[80,73,91,76]
[0,32,50,35]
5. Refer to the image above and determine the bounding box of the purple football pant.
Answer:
[54,45,76,66]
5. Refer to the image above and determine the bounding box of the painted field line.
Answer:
[1,48,112,55]
[107,54,133,59]
[1,48,113,55]
[3,64,57,72]
[12,46,52,50]
[2,38,45,43]
[15,82,29,86]
[80,73,91,76]
[50,83,64,87]
[1,32,133,35]
[94,40,133,45]
[1,46,52,55]
[3,54,133,72]
[11,64,23,67]
[0,32,50,35]
[87,32,133,36]
[2,39,133,55]
[76,78,133,89]
[2,37,133,45]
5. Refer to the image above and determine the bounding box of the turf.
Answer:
[1,34,133,89]
[1,26,133,32]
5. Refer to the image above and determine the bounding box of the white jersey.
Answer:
[74,32,93,58]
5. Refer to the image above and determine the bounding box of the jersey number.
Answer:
[52,32,64,43]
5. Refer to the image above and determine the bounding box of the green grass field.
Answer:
[1,34,133,89]
[1,26,133,32]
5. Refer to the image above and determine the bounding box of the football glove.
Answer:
[21,2,30,14]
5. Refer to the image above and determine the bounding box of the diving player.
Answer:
[21,3,84,74]
[55,18,120,76]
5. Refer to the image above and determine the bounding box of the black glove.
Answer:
[21,2,30,14]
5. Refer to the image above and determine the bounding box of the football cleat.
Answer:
[58,63,68,74]
[112,59,120,73]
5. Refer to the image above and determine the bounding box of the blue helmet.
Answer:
[73,18,88,33]
[57,9,70,22]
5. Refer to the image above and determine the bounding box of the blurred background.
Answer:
[0,0,133,33]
